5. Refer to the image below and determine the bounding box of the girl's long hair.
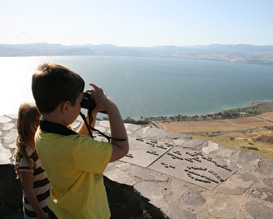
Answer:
[13,103,40,179]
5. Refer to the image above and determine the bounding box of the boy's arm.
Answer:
[86,83,129,161]
[107,103,129,162]
[21,172,48,219]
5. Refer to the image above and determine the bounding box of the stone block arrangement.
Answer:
[1,115,273,218]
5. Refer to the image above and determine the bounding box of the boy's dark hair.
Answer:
[32,62,85,114]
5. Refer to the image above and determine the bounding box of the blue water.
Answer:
[1,56,273,118]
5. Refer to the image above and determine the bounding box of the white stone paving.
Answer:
[1,114,273,218]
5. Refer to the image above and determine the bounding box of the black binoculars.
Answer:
[81,92,96,111]
[81,92,107,114]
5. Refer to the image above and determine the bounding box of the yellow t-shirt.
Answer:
[35,127,112,219]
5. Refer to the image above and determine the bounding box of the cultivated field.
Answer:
[158,112,273,159]
[159,115,273,133]
[257,112,273,121]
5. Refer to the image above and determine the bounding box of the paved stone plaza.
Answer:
[1,114,273,218]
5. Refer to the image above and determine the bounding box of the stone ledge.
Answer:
[1,115,273,218]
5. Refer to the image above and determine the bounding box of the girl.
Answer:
[13,103,50,219]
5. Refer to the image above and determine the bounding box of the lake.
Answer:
[1,56,273,118]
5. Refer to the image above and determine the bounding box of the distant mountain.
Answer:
[1,43,273,65]
[187,44,273,53]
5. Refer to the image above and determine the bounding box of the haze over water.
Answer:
[1,56,273,118]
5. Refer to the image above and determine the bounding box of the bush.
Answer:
[255,135,273,143]
[241,146,259,151]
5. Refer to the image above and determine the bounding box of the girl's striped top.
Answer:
[19,146,51,218]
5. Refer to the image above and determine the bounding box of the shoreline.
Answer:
[127,101,273,124]
[2,100,273,124]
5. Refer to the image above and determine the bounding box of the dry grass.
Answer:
[157,102,273,159]
[159,116,273,159]
[255,134,273,143]
[257,112,273,121]
[190,130,273,159]
[159,116,273,133]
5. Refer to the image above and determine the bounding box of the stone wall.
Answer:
[0,164,23,219]
[0,164,167,219]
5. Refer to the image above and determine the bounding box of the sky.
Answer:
[1,0,273,47]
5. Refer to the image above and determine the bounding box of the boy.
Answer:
[32,62,129,218]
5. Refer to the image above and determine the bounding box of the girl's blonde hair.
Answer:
[13,103,40,179]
